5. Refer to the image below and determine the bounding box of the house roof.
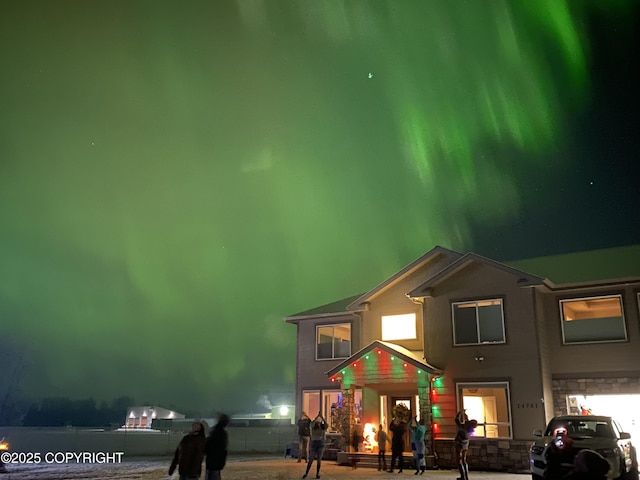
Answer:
[283,244,640,321]
[325,340,443,377]
[407,252,546,298]
[505,244,640,286]
[346,245,462,310]
[284,293,364,324]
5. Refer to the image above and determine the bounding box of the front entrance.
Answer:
[390,396,415,451]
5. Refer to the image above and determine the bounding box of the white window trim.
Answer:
[451,298,506,346]
[456,381,513,440]
[315,323,351,361]
[559,294,627,345]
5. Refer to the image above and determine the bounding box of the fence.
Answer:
[0,425,297,457]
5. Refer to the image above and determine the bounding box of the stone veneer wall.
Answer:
[434,439,531,472]
[552,377,640,415]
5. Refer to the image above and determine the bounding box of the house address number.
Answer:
[516,402,539,409]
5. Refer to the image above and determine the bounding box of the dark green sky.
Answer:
[1,1,639,414]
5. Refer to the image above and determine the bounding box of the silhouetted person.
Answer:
[296,412,311,462]
[564,449,610,480]
[544,427,575,480]
[454,410,477,480]
[204,413,229,480]
[169,421,206,480]
[302,413,327,479]
[375,424,389,471]
[351,422,363,452]
[389,418,407,473]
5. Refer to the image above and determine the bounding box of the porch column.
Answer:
[418,385,432,453]
[341,384,355,451]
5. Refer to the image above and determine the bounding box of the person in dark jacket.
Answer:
[296,412,311,462]
[544,427,576,480]
[454,410,478,480]
[204,413,230,480]
[388,419,407,473]
[169,421,206,480]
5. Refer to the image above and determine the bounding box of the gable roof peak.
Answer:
[346,245,463,310]
[408,251,546,298]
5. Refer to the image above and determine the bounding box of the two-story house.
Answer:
[284,245,640,471]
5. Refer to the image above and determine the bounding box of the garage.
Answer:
[568,394,640,439]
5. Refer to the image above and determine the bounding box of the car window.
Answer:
[545,419,614,438]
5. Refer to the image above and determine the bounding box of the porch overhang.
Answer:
[324,340,443,387]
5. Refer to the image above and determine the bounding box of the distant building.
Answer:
[124,406,184,429]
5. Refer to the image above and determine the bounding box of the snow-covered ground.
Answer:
[0,456,166,479]
[0,456,529,479]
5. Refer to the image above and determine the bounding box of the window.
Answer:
[316,324,351,359]
[560,295,626,344]
[452,299,505,345]
[381,313,417,341]
[458,382,512,438]
[302,389,362,432]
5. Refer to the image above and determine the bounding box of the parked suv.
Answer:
[530,415,638,480]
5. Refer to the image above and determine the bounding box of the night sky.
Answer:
[1,1,639,415]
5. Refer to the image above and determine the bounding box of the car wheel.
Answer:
[618,458,639,480]
[619,468,639,480]
[624,447,639,480]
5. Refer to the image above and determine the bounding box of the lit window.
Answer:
[458,382,512,438]
[302,389,362,432]
[302,391,320,419]
[560,295,626,344]
[381,313,417,341]
[452,299,504,345]
[316,324,351,359]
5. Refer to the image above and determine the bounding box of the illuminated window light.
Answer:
[381,313,417,341]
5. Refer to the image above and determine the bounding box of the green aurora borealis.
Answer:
[1,1,638,414]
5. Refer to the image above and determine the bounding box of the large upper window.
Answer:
[560,295,626,344]
[316,324,351,360]
[381,313,417,341]
[458,382,512,438]
[452,299,505,345]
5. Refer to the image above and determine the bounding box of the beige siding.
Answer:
[423,262,547,440]
[360,254,456,351]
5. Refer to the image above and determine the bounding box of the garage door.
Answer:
[568,394,640,439]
